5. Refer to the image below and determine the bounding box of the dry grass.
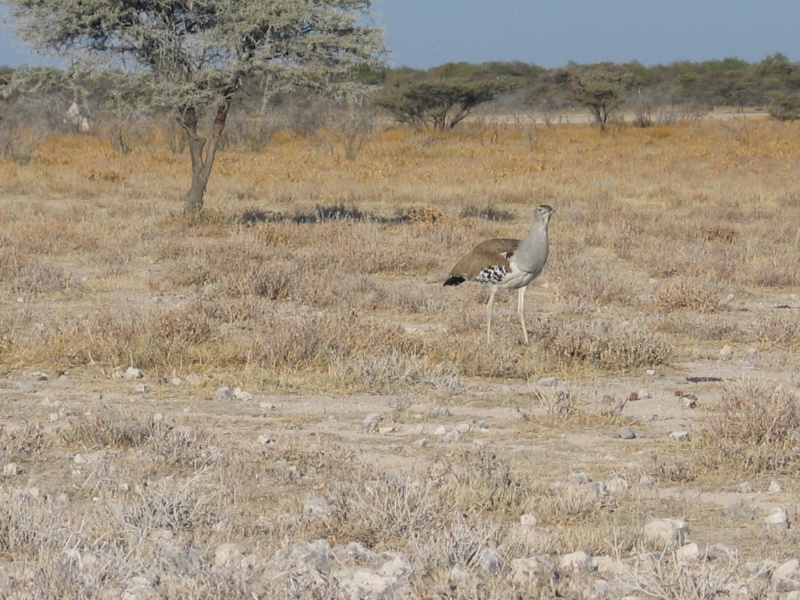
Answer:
[696,378,800,475]
[2,116,800,597]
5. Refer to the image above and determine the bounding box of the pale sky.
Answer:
[2,1,800,69]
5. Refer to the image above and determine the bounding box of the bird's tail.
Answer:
[443,275,466,286]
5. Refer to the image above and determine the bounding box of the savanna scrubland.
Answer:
[1,114,800,598]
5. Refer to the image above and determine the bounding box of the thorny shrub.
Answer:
[533,318,673,370]
[697,378,800,474]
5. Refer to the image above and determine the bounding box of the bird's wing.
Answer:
[449,238,520,279]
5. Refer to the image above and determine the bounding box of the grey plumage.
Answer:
[444,204,554,344]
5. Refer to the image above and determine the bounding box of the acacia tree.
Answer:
[5,0,385,213]
[557,62,631,130]
[375,70,512,131]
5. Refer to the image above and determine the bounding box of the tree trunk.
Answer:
[181,101,230,214]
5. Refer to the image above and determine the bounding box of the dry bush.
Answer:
[0,421,46,461]
[10,256,78,296]
[532,483,614,526]
[697,378,800,474]
[336,350,464,394]
[551,253,634,307]
[422,299,556,377]
[0,491,67,559]
[338,477,443,547]
[10,298,433,390]
[409,512,504,572]
[532,317,672,370]
[391,284,449,314]
[545,522,641,558]
[16,301,221,371]
[63,410,158,449]
[533,386,586,417]
[438,447,528,515]
[653,279,723,313]
[648,454,698,484]
[656,313,745,341]
[751,314,800,351]
[625,551,738,600]
[104,476,220,534]
[246,310,416,374]
[0,302,36,361]
[63,410,222,469]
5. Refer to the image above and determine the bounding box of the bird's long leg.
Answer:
[517,286,529,345]
[486,288,497,343]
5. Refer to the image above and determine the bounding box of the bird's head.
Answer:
[533,204,554,225]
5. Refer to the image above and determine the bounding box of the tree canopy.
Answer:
[374,66,515,130]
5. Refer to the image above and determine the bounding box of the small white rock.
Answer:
[722,504,754,521]
[669,430,690,442]
[676,542,703,564]
[303,497,331,520]
[477,548,503,574]
[566,472,591,484]
[511,557,555,586]
[124,367,142,380]
[134,383,148,393]
[380,554,412,579]
[617,426,636,439]
[588,481,609,500]
[73,451,104,465]
[3,463,20,476]
[769,480,785,493]
[537,377,557,387]
[737,482,754,494]
[520,513,539,527]
[559,550,592,574]
[642,517,689,547]
[443,429,462,443]
[361,413,382,432]
[719,345,734,358]
[764,507,789,529]
[592,555,627,575]
[607,476,629,494]
[232,387,253,401]
[213,543,242,568]
[455,423,471,434]
[772,559,800,591]
[433,425,448,436]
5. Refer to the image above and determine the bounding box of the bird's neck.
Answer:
[514,225,549,273]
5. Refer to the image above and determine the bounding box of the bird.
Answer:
[443,204,554,344]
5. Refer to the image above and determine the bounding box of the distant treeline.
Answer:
[362,54,800,109]
[3,54,800,138]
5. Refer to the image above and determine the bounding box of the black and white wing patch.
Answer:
[474,265,508,284]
